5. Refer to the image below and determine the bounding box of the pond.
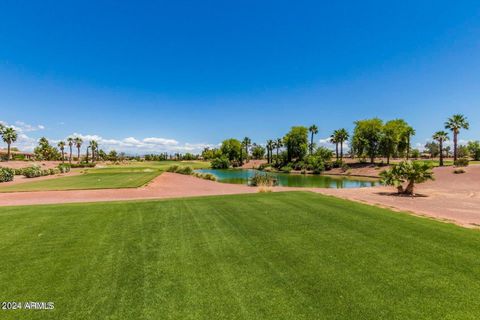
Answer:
[195,169,379,188]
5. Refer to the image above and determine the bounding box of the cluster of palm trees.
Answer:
[432,114,470,166]
[0,124,18,161]
[57,137,99,164]
[330,128,349,160]
[265,138,284,164]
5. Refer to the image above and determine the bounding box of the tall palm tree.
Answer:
[404,126,416,160]
[242,137,251,163]
[336,128,349,161]
[74,137,83,163]
[308,125,318,155]
[266,140,274,164]
[1,127,18,161]
[67,137,74,164]
[275,138,283,163]
[57,141,66,163]
[445,114,469,161]
[432,131,449,167]
[86,145,91,163]
[89,140,98,162]
[330,130,339,160]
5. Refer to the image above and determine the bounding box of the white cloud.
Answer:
[13,121,45,132]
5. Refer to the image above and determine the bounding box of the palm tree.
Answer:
[86,145,91,163]
[1,127,18,161]
[336,128,349,161]
[74,137,83,163]
[57,141,66,163]
[275,138,283,163]
[266,140,274,164]
[242,137,251,163]
[308,125,318,155]
[445,114,469,161]
[67,137,74,164]
[404,126,416,160]
[89,140,98,162]
[445,146,451,158]
[330,130,339,160]
[432,131,449,167]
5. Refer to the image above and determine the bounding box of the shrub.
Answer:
[13,168,27,175]
[380,161,434,195]
[70,162,96,168]
[453,169,465,174]
[166,165,180,173]
[0,167,15,182]
[454,158,469,167]
[176,166,193,175]
[280,165,292,173]
[249,172,278,187]
[340,163,349,172]
[193,172,217,181]
[23,166,43,178]
[211,156,230,169]
[58,163,71,173]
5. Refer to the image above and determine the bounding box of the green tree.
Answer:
[242,137,251,163]
[108,150,118,161]
[74,137,83,163]
[1,127,18,161]
[467,141,480,161]
[251,144,266,160]
[67,137,74,164]
[432,131,449,166]
[403,126,416,159]
[336,128,349,161]
[283,126,308,162]
[266,140,274,164]
[57,141,66,163]
[34,137,60,160]
[352,118,383,164]
[274,138,283,163]
[381,161,434,195]
[424,141,439,158]
[89,140,98,162]
[330,130,339,160]
[308,125,318,155]
[220,138,242,162]
[445,114,469,161]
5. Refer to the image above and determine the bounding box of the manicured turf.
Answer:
[0,161,210,192]
[1,192,480,319]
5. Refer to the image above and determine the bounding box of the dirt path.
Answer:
[0,166,479,228]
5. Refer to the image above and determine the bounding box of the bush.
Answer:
[211,156,230,169]
[193,172,217,181]
[453,169,465,174]
[23,166,43,178]
[166,165,180,173]
[454,158,469,167]
[249,172,278,187]
[70,162,96,168]
[280,165,292,173]
[58,163,71,173]
[340,163,349,172]
[176,166,193,175]
[13,168,27,175]
[0,167,14,182]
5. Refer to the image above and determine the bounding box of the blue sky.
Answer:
[1,1,479,153]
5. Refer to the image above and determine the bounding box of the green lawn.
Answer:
[1,192,479,319]
[0,161,210,192]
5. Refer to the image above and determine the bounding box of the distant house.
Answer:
[0,149,34,160]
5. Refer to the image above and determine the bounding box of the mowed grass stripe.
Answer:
[1,192,480,319]
[0,171,159,192]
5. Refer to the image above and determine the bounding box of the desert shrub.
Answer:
[257,163,270,170]
[292,161,305,171]
[280,165,292,173]
[454,158,469,167]
[211,156,230,169]
[58,163,71,173]
[166,165,180,173]
[176,166,193,175]
[340,163,349,172]
[453,169,465,174]
[249,172,278,187]
[193,172,217,181]
[380,161,434,195]
[0,167,15,182]
[332,160,343,168]
[23,166,43,178]
[13,168,27,175]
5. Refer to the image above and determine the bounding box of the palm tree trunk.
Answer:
[453,132,458,161]
[340,141,343,161]
[406,136,410,160]
[335,143,339,161]
[310,133,314,155]
[77,148,80,163]
[387,154,390,165]
[439,140,444,166]
[69,146,72,164]
[61,150,65,163]
[7,143,11,161]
